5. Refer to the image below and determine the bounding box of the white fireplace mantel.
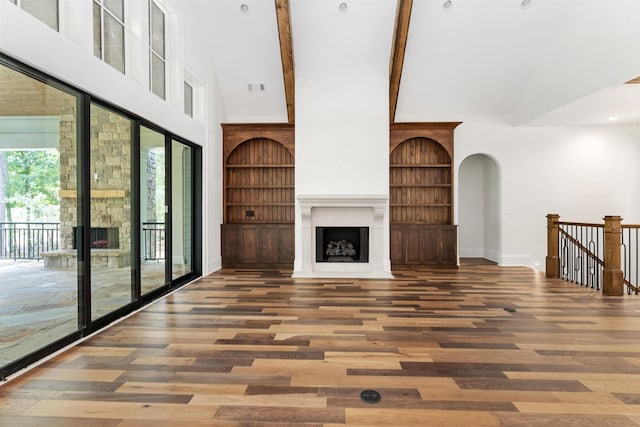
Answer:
[293,194,393,279]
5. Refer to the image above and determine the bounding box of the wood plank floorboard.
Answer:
[2,265,640,426]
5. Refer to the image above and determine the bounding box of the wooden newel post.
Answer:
[603,215,624,296]
[546,214,560,278]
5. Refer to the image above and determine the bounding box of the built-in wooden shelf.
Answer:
[222,124,295,267]
[389,136,452,225]
[389,123,460,266]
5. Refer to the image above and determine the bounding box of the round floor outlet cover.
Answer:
[360,389,381,404]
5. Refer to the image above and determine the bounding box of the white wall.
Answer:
[292,0,393,197]
[483,155,500,261]
[292,0,394,195]
[202,76,225,273]
[0,1,203,144]
[292,1,395,273]
[455,122,640,270]
[295,66,389,196]
[0,0,228,275]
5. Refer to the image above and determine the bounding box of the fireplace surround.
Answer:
[294,195,392,278]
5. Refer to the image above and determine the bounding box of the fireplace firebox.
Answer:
[72,227,120,249]
[316,226,369,263]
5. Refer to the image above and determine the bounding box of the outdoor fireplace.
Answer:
[316,226,369,263]
[72,227,119,249]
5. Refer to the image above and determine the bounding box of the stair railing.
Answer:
[546,214,638,296]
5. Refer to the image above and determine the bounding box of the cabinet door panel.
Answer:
[222,225,241,265]
[404,227,422,265]
[278,225,295,263]
[423,226,457,264]
[242,226,258,263]
[258,226,278,264]
[390,226,404,265]
[422,227,437,263]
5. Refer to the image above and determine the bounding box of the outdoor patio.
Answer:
[0,258,166,367]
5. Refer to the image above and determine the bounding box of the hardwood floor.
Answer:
[2,265,640,426]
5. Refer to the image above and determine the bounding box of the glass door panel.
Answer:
[89,103,132,320]
[140,126,166,294]
[0,62,80,369]
[171,140,193,279]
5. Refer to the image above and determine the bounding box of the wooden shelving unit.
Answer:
[221,124,295,267]
[390,136,452,225]
[389,123,461,266]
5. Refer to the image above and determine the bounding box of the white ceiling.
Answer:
[178,0,640,126]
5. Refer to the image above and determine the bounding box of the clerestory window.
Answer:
[9,0,59,31]
[93,0,125,74]
[149,1,165,99]
[184,81,193,118]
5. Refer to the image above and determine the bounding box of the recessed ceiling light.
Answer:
[339,2,347,11]
[443,0,453,8]
[240,4,249,12]
[608,116,620,121]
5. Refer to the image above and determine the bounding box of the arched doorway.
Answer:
[458,154,501,264]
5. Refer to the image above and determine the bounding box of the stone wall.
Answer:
[59,105,76,250]
[146,150,158,222]
[58,105,132,252]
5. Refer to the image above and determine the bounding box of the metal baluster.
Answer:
[560,234,568,280]
[623,228,627,295]
[589,235,596,289]
[634,228,640,295]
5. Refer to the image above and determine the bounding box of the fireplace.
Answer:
[73,227,120,249]
[294,195,392,278]
[316,226,369,263]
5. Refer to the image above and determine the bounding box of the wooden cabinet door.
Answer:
[241,226,258,264]
[278,225,295,263]
[221,225,241,265]
[404,227,422,265]
[423,226,457,264]
[390,226,404,265]
[258,226,278,264]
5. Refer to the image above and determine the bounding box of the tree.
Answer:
[5,150,60,222]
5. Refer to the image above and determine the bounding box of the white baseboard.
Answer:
[499,254,532,267]
[206,257,222,275]
[483,249,500,263]
[459,248,484,258]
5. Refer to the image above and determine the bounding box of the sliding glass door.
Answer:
[140,126,166,294]
[0,61,81,367]
[89,103,133,320]
[0,54,202,380]
[171,140,193,279]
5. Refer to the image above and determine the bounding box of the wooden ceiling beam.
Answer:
[275,0,295,124]
[389,0,413,124]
